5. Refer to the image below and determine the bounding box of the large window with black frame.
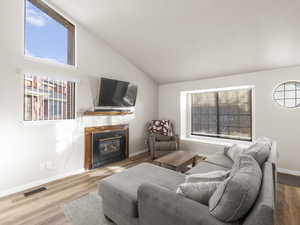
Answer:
[190,87,252,141]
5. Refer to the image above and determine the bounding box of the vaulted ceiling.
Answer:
[50,0,300,84]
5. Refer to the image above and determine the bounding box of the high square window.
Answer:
[25,0,75,66]
[189,87,253,141]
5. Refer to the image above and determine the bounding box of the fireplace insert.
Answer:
[92,130,126,168]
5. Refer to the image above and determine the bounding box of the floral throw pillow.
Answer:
[148,120,172,136]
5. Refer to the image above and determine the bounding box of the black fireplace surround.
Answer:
[92,129,126,168]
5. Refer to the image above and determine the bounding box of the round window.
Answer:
[273,81,300,108]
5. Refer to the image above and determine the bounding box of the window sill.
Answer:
[181,135,253,147]
[24,55,78,70]
[22,119,76,126]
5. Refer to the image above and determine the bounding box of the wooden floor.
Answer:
[277,183,300,225]
[0,153,299,225]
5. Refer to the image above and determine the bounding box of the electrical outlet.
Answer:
[40,162,46,170]
[45,161,55,170]
[40,161,56,170]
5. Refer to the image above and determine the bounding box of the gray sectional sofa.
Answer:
[98,141,277,225]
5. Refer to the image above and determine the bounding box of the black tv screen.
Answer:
[98,78,138,107]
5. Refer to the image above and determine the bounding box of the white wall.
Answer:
[159,66,300,172]
[0,0,158,195]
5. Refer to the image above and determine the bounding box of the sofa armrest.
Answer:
[138,183,236,225]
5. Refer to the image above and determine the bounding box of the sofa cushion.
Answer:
[206,151,234,168]
[186,161,229,175]
[138,183,243,225]
[224,144,245,162]
[257,137,272,149]
[186,170,230,183]
[244,141,270,167]
[98,163,185,218]
[224,138,271,167]
[154,134,173,141]
[209,155,262,222]
[155,141,177,151]
[176,181,221,205]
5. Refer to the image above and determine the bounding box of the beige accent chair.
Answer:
[147,121,180,159]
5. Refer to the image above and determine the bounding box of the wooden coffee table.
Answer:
[154,150,206,172]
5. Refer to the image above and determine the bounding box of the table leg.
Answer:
[192,157,196,167]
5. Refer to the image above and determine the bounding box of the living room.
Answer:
[0,0,299,225]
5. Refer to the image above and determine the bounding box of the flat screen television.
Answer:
[98,78,138,107]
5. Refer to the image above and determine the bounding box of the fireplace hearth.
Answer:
[85,125,129,169]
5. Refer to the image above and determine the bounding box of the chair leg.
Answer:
[105,215,114,222]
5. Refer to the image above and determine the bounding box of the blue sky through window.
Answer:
[25,0,68,64]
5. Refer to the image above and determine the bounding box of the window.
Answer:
[190,87,252,141]
[273,81,300,108]
[24,74,76,121]
[25,0,75,66]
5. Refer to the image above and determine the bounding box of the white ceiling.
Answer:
[50,0,300,84]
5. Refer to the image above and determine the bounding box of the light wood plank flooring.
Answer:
[277,183,300,225]
[0,153,299,225]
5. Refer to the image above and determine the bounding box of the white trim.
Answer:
[40,0,77,28]
[278,168,300,176]
[181,136,252,148]
[22,119,77,126]
[129,149,148,157]
[186,91,192,137]
[21,74,79,123]
[0,150,148,198]
[24,55,78,70]
[182,85,254,94]
[19,69,81,82]
[181,85,256,143]
[0,168,85,198]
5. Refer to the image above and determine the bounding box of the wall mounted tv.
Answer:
[98,78,138,107]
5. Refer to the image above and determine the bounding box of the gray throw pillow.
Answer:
[209,154,262,222]
[224,137,272,166]
[256,137,272,148]
[244,138,271,166]
[224,144,244,161]
[186,170,230,183]
[177,182,221,205]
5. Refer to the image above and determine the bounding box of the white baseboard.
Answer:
[0,150,149,198]
[129,148,148,157]
[278,168,300,176]
[0,168,86,198]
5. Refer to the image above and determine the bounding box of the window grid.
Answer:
[191,88,252,141]
[273,81,300,108]
[24,75,76,121]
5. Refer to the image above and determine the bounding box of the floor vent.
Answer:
[24,187,47,197]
